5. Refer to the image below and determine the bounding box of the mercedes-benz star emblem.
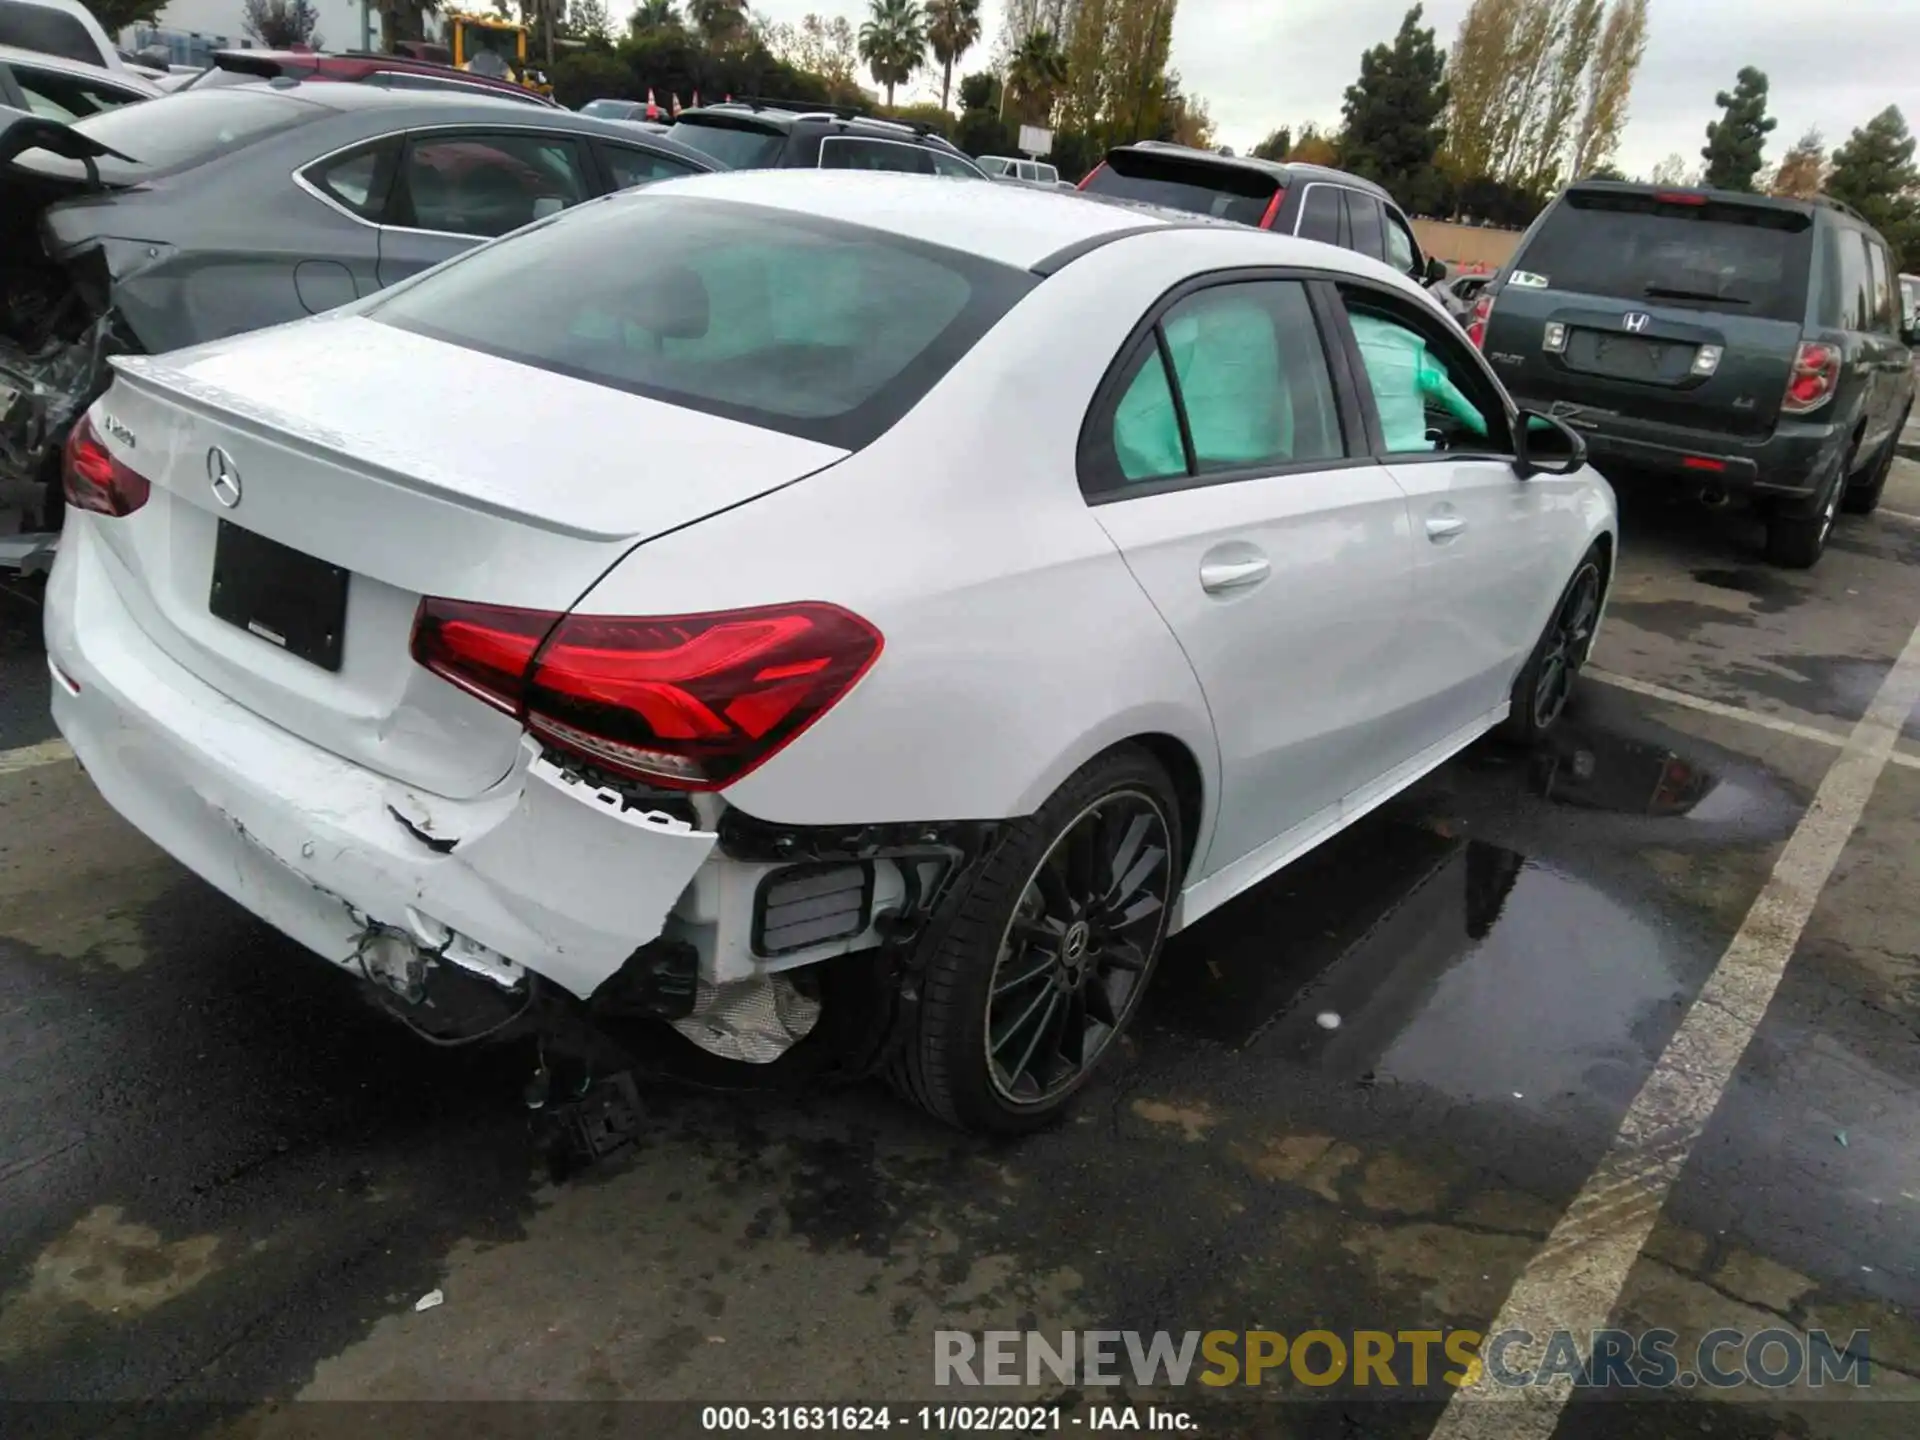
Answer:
[1622,312,1651,334]
[207,446,242,509]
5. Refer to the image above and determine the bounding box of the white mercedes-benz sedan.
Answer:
[44,170,1616,1133]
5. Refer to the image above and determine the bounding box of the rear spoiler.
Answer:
[210,50,306,79]
[0,105,135,185]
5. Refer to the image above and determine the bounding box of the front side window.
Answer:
[1298,185,1341,244]
[819,136,934,174]
[370,194,1036,448]
[398,132,592,237]
[1339,288,1509,455]
[1095,280,1347,491]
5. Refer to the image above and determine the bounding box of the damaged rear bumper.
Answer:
[45,521,718,999]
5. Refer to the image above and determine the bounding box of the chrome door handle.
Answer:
[1199,557,1271,593]
[1425,515,1467,540]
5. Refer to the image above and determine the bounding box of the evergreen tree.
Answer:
[1826,107,1920,267]
[1339,5,1450,215]
[1700,66,1776,191]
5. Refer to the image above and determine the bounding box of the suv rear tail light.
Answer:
[62,413,152,517]
[1466,291,1496,348]
[1781,340,1840,415]
[1076,162,1106,191]
[1257,187,1288,228]
[412,599,883,791]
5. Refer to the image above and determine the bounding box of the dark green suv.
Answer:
[1474,181,1916,567]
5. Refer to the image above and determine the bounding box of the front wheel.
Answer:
[1499,547,1604,745]
[894,746,1182,1134]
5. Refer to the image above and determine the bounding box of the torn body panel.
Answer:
[47,519,721,1000]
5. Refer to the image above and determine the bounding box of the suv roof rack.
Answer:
[713,95,867,120]
[1811,193,1866,222]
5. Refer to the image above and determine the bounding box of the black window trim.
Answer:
[1326,274,1520,465]
[1075,265,1378,504]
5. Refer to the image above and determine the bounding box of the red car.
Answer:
[172,48,559,108]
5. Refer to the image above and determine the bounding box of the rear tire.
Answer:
[1498,546,1604,745]
[893,745,1182,1134]
[1764,445,1848,568]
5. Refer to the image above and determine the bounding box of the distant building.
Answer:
[122,1,392,60]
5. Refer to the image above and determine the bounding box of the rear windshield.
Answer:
[1514,190,1813,323]
[16,88,315,179]
[369,193,1037,449]
[1081,150,1278,225]
[0,2,101,65]
[664,117,785,169]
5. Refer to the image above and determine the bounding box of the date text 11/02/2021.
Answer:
[701,1406,1197,1431]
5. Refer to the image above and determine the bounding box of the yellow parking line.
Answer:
[1432,611,1920,1433]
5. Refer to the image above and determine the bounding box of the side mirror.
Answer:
[1514,409,1587,478]
[1424,255,1447,285]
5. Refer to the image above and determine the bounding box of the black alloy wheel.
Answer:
[983,790,1172,1106]
[1531,560,1602,733]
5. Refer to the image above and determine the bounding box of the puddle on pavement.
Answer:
[1689,566,1803,615]
[1530,728,1755,820]
[1154,825,1690,1115]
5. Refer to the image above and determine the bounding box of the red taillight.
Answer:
[1655,190,1707,206]
[1681,456,1727,472]
[410,599,883,791]
[62,413,152,517]
[1257,186,1288,229]
[1781,340,1840,415]
[1466,291,1496,349]
[1076,162,1106,192]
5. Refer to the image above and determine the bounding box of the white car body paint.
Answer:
[44,170,1617,1013]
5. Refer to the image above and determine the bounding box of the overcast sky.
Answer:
[664,0,1920,178]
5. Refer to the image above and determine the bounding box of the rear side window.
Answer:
[601,143,699,189]
[1081,150,1278,226]
[1297,185,1342,243]
[1866,238,1896,333]
[580,99,639,119]
[1514,191,1813,323]
[370,194,1037,449]
[664,117,784,168]
[1091,280,1346,491]
[820,137,933,173]
[0,2,99,64]
[11,64,145,120]
[1830,230,1871,330]
[304,139,400,220]
[1345,190,1385,261]
[928,148,980,178]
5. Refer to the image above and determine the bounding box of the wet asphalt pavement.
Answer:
[5,467,1920,1440]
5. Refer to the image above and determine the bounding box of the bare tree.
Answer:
[243,0,321,47]
[1770,127,1827,199]
[1571,0,1649,177]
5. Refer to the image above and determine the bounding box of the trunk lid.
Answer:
[1485,187,1814,439]
[91,315,848,798]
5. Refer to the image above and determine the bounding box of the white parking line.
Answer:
[1431,615,1920,1436]
[1590,668,1920,771]
[0,738,72,776]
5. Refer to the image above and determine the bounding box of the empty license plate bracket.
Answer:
[209,520,349,671]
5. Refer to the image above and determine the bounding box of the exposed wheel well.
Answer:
[1125,733,1205,878]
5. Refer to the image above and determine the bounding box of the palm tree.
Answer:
[687,0,748,47]
[1005,27,1066,126]
[858,0,925,108]
[630,0,681,31]
[924,0,980,114]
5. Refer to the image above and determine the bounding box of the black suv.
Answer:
[1077,141,1445,286]
[663,98,987,177]
[1477,181,1916,567]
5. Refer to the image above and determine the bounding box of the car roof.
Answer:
[1560,177,1861,223]
[186,79,722,164]
[676,102,967,149]
[632,168,1342,272]
[1105,141,1396,203]
[0,40,155,88]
